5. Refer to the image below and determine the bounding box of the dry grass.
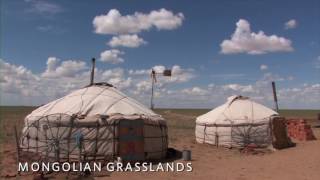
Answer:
[0,106,320,179]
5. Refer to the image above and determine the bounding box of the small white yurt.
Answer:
[20,83,167,162]
[195,95,278,148]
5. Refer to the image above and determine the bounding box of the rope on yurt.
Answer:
[94,121,100,161]
[101,86,154,115]
[112,121,116,161]
[25,117,30,152]
[56,114,61,138]
[42,121,48,161]
[39,96,66,117]
[45,116,55,142]
[55,138,60,162]
[203,124,207,143]
[251,100,254,123]
[215,131,219,147]
[78,87,89,113]
[230,121,233,148]
[79,87,110,115]
[88,85,153,116]
[102,96,127,114]
[27,132,30,152]
[67,115,75,162]
[75,130,84,162]
[45,115,59,158]
[34,121,38,154]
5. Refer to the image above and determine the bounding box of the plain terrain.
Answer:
[0,106,320,180]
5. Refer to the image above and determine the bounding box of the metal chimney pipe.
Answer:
[272,81,279,112]
[150,69,155,109]
[90,58,96,85]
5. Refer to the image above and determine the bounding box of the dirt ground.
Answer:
[1,107,320,180]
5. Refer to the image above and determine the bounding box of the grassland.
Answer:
[0,106,36,143]
[0,106,320,179]
[278,109,320,119]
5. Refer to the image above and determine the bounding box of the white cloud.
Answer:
[1,59,319,109]
[210,73,245,79]
[109,77,132,89]
[100,49,124,64]
[42,58,87,78]
[208,83,215,89]
[0,59,39,96]
[220,19,293,54]
[260,64,268,71]
[37,25,53,32]
[93,8,184,35]
[152,65,166,73]
[285,19,298,29]
[134,80,152,95]
[44,56,59,72]
[278,84,320,106]
[223,84,255,93]
[36,25,66,34]
[129,65,196,100]
[129,65,195,83]
[102,68,124,79]
[0,60,36,81]
[170,75,319,109]
[0,58,133,105]
[147,8,184,30]
[97,68,132,89]
[129,69,150,75]
[287,76,294,81]
[170,65,195,83]
[181,86,209,96]
[108,34,147,48]
[260,73,285,83]
[25,0,63,15]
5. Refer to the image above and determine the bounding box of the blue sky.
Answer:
[1,0,319,109]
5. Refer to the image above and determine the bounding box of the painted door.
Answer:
[118,119,145,162]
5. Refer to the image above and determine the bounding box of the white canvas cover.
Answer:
[195,95,278,147]
[26,84,163,122]
[21,84,167,161]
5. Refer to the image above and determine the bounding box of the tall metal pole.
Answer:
[150,69,155,109]
[149,69,172,109]
[272,81,279,112]
[90,58,96,85]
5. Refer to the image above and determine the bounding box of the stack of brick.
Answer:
[286,119,316,141]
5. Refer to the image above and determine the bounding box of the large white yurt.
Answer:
[195,95,279,148]
[20,83,167,162]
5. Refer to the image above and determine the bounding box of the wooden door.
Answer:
[118,119,144,162]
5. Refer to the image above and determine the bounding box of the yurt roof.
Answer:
[196,95,278,124]
[26,83,162,121]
